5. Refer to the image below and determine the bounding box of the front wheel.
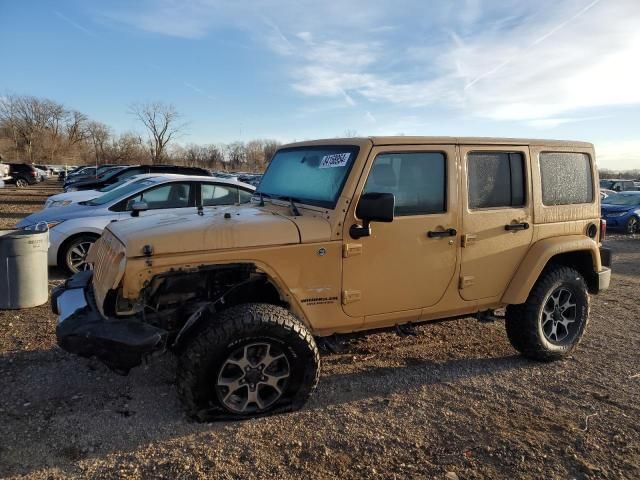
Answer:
[626,216,639,234]
[177,303,320,420]
[60,234,99,274]
[505,265,589,361]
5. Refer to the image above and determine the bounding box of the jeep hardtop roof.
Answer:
[285,136,593,148]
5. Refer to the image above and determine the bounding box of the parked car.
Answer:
[45,173,157,208]
[64,165,213,192]
[599,179,637,192]
[6,163,39,187]
[63,164,125,189]
[52,136,610,419]
[18,175,255,273]
[0,162,10,181]
[33,166,49,182]
[237,173,263,187]
[601,191,640,234]
[58,166,80,181]
[600,188,616,200]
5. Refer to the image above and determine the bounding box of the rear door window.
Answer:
[467,152,525,209]
[127,182,194,210]
[201,183,238,206]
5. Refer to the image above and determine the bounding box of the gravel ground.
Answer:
[0,180,639,479]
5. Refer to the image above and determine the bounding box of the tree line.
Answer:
[0,94,280,172]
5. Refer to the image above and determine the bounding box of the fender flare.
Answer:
[502,235,601,305]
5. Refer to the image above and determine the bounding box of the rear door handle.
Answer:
[504,222,530,231]
[427,228,457,238]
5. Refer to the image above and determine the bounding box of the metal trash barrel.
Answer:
[0,229,49,309]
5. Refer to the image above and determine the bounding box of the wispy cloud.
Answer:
[54,11,96,37]
[183,82,215,101]
[100,0,640,127]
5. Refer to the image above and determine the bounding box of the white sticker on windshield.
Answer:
[319,152,351,168]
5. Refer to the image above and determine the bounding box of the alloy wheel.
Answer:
[627,217,638,234]
[15,178,28,188]
[66,240,95,273]
[541,287,577,344]
[216,342,290,414]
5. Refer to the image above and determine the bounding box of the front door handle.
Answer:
[505,222,530,231]
[427,228,457,238]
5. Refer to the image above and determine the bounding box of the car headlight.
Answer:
[50,200,73,208]
[604,211,628,217]
[23,220,64,231]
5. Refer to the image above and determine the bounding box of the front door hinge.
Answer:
[342,290,362,304]
[343,243,363,258]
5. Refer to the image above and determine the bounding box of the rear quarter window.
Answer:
[540,152,593,205]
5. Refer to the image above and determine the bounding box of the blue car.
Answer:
[601,192,640,234]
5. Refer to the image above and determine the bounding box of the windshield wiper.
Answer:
[288,197,301,216]
[257,192,302,216]
[256,191,273,207]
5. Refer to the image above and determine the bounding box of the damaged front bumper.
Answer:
[52,271,167,372]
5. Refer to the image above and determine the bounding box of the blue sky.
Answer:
[2,0,640,169]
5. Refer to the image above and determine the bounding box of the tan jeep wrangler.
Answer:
[52,137,611,419]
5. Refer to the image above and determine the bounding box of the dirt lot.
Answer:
[0,180,638,479]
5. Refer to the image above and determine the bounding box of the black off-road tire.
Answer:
[177,303,320,420]
[505,265,590,361]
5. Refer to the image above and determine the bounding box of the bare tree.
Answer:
[65,110,89,145]
[226,142,247,171]
[0,95,20,161]
[263,140,280,165]
[86,121,111,165]
[1,95,53,162]
[129,102,184,164]
[44,100,67,161]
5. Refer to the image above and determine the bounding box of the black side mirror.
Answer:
[130,200,149,217]
[350,192,395,239]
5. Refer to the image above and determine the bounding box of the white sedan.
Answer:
[18,175,255,273]
[44,173,166,208]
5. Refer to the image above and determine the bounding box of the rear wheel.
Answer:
[59,234,99,274]
[626,216,639,234]
[505,265,589,361]
[15,178,28,188]
[177,303,320,420]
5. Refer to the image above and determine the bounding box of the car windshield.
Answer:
[602,193,640,206]
[256,145,359,208]
[97,176,138,193]
[84,179,156,206]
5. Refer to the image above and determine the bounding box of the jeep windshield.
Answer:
[256,145,359,208]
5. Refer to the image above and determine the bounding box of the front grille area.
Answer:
[90,230,126,314]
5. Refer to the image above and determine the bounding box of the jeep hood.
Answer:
[106,205,331,257]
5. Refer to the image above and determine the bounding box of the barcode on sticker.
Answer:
[319,153,351,168]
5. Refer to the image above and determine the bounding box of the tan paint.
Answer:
[341,144,459,317]
[89,136,607,336]
[502,235,601,304]
[458,145,534,300]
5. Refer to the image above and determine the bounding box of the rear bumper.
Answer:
[597,267,611,292]
[52,271,167,372]
[597,246,612,292]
